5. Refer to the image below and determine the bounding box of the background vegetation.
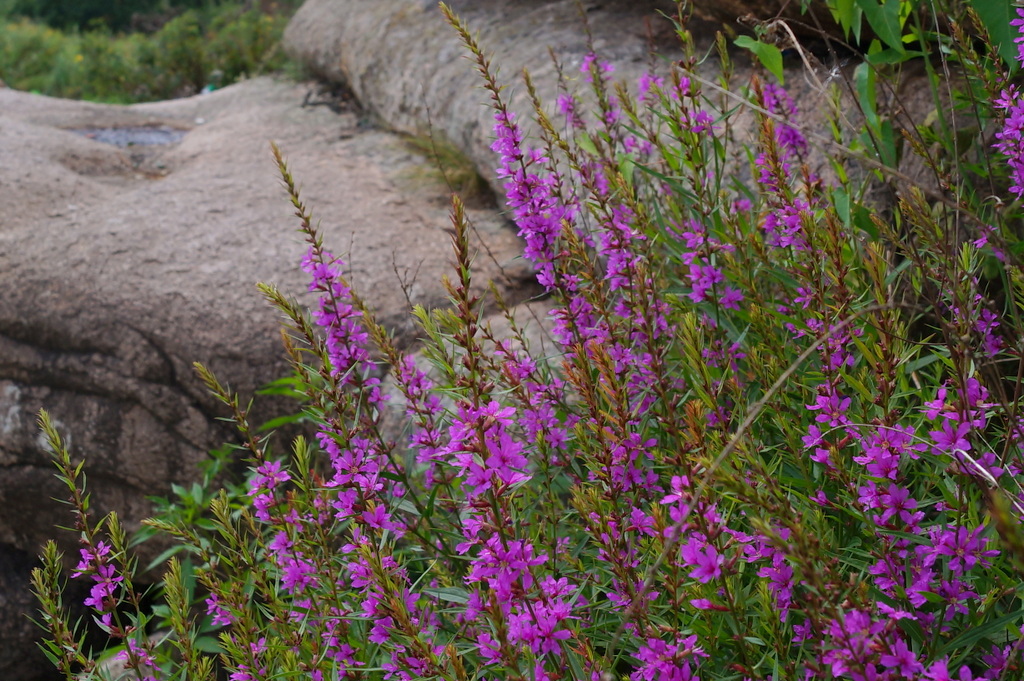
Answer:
[0,0,301,102]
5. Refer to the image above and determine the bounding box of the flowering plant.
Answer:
[32,2,1024,680]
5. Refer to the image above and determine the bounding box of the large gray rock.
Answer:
[283,0,946,214]
[282,1,862,201]
[284,0,688,193]
[0,76,531,680]
[0,546,42,681]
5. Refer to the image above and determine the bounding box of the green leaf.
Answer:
[866,48,922,65]
[938,608,1024,657]
[422,586,470,604]
[145,543,188,572]
[834,187,852,226]
[394,497,420,517]
[576,133,598,156]
[877,119,898,167]
[850,203,878,238]
[735,35,785,84]
[194,635,224,654]
[968,0,1019,68]
[854,0,906,53]
[875,528,931,546]
[830,0,864,42]
[854,62,879,129]
[255,376,306,398]
[257,412,307,431]
[567,651,587,681]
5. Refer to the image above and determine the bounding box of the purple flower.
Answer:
[507,596,573,655]
[82,563,122,611]
[637,72,664,102]
[757,553,794,622]
[206,593,234,627]
[925,658,976,681]
[875,483,919,526]
[631,636,705,681]
[476,632,502,663]
[926,525,999,575]
[762,200,810,251]
[280,555,319,594]
[930,420,972,456]
[115,638,158,680]
[255,460,289,486]
[557,93,584,129]
[822,609,885,677]
[879,638,923,676]
[858,424,926,478]
[995,11,1024,196]
[72,540,112,578]
[680,537,723,583]
[806,390,851,427]
[302,249,378,387]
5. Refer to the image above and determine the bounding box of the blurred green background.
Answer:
[0,0,304,102]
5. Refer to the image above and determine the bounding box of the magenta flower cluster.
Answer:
[53,8,1024,681]
[994,8,1024,198]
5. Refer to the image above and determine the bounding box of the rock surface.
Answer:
[0,546,42,680]
[285,0,686,193]
[283,0,946,225]
[0,76,531,680]
[283,0,859,199]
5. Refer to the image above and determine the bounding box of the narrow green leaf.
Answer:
[194,636,224,654]
[735,35,785,84]
[830,0,864,41]
[257,413,307,431]
[939,609,1024,656]
[854,62,879,130]
[145,544,187,572]
[855,0,906,53]
[422,586,470,604]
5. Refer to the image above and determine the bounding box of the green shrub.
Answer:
[0,1,295,102]
[72,29,148,102]
[0,19,66,92]
[206,8,288,85]
[9,0,161,31]
[143,9,209,97]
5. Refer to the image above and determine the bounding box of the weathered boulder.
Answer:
[285,0,686,193]
[284,0,954,218]
[0,546,42,681]
[0,76,531,680]
[282,1,859,199]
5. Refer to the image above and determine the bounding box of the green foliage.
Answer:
[969,0,1020,66]
[206,9,287,85]
[28,1,1024,679]
[9,0,161,31]
[0,2,292,102]
[734,34,785,83]
[814,0,1020,68]
[0,18,67,92]
[143,10,211,97]
[4,0,299,31]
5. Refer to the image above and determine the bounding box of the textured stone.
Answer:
[0,76,531,680]
[0,545,46,681]
[285,0,686,193]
